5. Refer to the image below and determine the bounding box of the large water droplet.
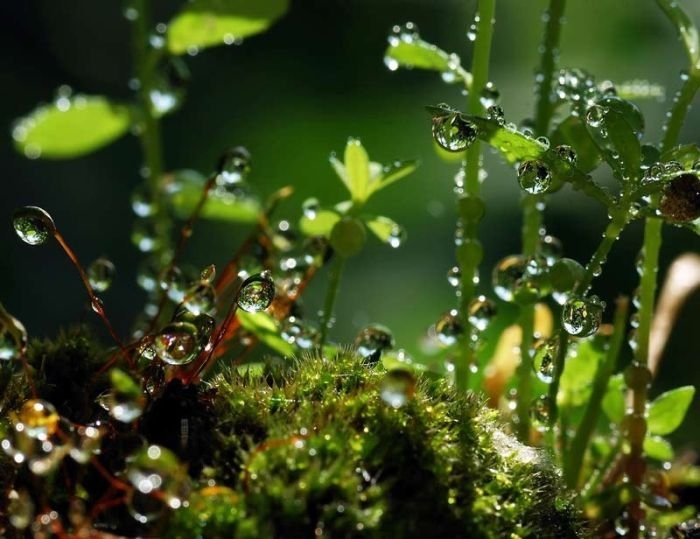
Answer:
[183,281,216,316]
[155,321,200,365]
[432,112,478,152]
[539,235,563,266]
[354,324,394,364]
[585,104,607,128]
[68,424,103,464]
[87,257,116,293]
[237,271,275,312]
[131,218,164,253]
[281,316,318,349]
[467,296,497,331]
[532,339,557,383]
[517,160,552,194]
[126,445,190,509]
[492,255,545,303]
[435,309,464,346]
[562,296,605,337]
[380,368,416,408]
[160,266,188,303]
[17,399,59,439]
[12,206,56,246]
[217,146,251,186]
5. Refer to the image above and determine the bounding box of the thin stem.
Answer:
[319,256,345,347]
[514,306,534,440]
[455,0,496,390]
[564,296,628,488]
[129,0,169,254]
[534,0,566,136]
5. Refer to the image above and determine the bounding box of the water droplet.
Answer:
[517,160,552,194]
[480,82,500,108]
[486,105,505,125]
[554,144,577,166]
[17,399,59,439]
[237,271,275,312]
[69,424,103,464]
[281,316,318,349]
[0,306,28,361]
[530,395,551,426]
[131,218,164,253]
[562,296,605,337]
[466,23,478,42]
[200,264,216,284]
[435,309,464,346]
[467,296,497,331]
[380,368,416,408]
[532,339,557,383]
[447,265,461,288]
[87,257,116,292]
[12,206,55,246]
[159,266,188,303]
[131,185,156,217]
[217,146,251,186]
[387,224,406,248]
[128,491,166,524]
[624,361,652,391]
[492,255,545,303]
[354,324,394,364]
[126,445,190,509]
[302,198,320,219]
[183,281,216,316]
[659,173,700,222]
[539,235,563,266]
[98,370,145,423]
[8,489,34,529]
[585,104,607,128]
[432,112,478,152]
[155,321,200,365]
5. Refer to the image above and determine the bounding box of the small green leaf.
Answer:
[299,209,340,237]
[110,369,141,399]
[647,386,695,435]
[644,435,674,462]
[13,95,131,159]
[165,170,260,223]
[384,39,471,86]
[369,160,419,196]
[236,310,295,356]
[661,144,700,169]
[602,373,626,423]
[167,0,288,55]
[656,0,700,69]
[551,116,602,173]
[344,138,371,203]
[364,215,404,246]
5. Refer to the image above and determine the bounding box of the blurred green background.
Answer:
[1,1,699,441]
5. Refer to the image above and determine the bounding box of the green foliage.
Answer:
[647,386,695,436]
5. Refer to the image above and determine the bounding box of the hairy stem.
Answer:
[129,0,169,256]
[455,0,496,390]
[319,256,345,347]
[564,296,628,488]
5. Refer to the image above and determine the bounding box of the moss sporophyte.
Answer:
[2,0,700,537]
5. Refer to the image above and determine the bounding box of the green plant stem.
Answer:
[564,296,628,488]
[319,256,345,347]
[130,0,168,254]
[514,0,566,440]
[548,208,631,427]
[455,0,496,390]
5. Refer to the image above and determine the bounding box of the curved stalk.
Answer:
[455,0,496,390]
[319,256,345,347]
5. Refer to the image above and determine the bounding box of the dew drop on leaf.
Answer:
[217,146,251,186]
[517,160,552,195]
[554,144,577,166]
[12,206,56,246]
[354,324,394,364]
[467,295,497,331]
[431,112,478,152]
[585,104,607,129]
[380,368,416,409]
[237,271,275,312]
[435,309,464,346]
[562,295,605,337]
[87,257,116,293]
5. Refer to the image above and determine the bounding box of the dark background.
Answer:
[0,1,699,443]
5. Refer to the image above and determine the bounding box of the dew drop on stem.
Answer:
[12,206,56,246]
[237,271,275,313]
[354,324,394,364]
[561,295,605,337]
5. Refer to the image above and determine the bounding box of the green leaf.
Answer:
[551,116,602,173]
[644,435,674,461]
[558,339,605,407]
[647,386,695,435]
[110,369,141,398]
[602,374,626,423]
[344,138,371,203]
[167,0,288,55]
[236,310,295,356]
[165,170,260,223]
[364,215,404,246]
[384,39,471,86]
[656,0,700,69]
[13,95,131,159]
[299,209,340,238]
[368,160,419,197]
[614,80,665,101]
[661,144,700,169]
